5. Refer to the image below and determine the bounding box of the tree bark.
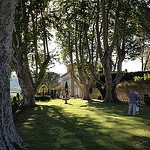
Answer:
[82,85,91,100]
[0,0,29,149]
[100,0,121,103]
[12,49,50,107]
[74,21,93,100]
[103,64,120,103]
[12,50,36,107]
[12,1,51,107]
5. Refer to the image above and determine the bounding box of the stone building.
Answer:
[60,65,82,98]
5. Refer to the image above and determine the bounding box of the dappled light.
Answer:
[14,99,150,150]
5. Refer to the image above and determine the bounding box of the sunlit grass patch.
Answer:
[15,99,150,150]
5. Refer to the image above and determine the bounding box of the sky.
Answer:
[122,59,141,72]
[50,62,67,74]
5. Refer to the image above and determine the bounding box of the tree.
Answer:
[0,0,28,149]
[90,0,146,102]
[44,72,60,91]
[51,0,149,102]
[51,0,96,100]
[12,0,55,107]
[65,81,68,96]
[135,0,150,71]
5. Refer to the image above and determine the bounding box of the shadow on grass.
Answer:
[86,99,150,120]
[15,105,105,150]
[14,101,150,150]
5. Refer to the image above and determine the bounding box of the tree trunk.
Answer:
[103,61,119,103]
[103,65,113,102]
[12,51,36,107]
[18,74,36,107]
[0,0,29,149]
[100,0,121,103]
[104,84,119,103]
[70,74,74,97]
[82,85,91,100]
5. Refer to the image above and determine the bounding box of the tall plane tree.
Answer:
[12,0,54,107]
[136,0,150,71]
[0,0,28,149]
[52,0,98,99]
[90,0,144,102]
[52,0,146,102]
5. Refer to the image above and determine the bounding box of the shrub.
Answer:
[98,71,150,83]
[143,73,150,81]
[38,84,48,95]
[134,73,150,82]
[35,96,51,101]
[11,93,23,114]
[134,76,143,82]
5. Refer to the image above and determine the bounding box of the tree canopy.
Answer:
[12,0,57,106]
[44,72,60,91]
[50,0,150,102]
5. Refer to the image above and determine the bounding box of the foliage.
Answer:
[11,93,23,114]
[44,72,60,90]
[15,99,150,150]
[38,84,48,94]
[144,73,150,80]
[134,76,143,82]
[122,71,150,82]
[35,95,51,101]
[65,81,68,95]
[98,71,150,83]
[134,73,150,82]
[12,0,57,106]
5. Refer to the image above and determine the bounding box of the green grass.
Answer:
[14,99,150,150]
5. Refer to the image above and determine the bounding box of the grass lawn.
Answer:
[14,99,150,150]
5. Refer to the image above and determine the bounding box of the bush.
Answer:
[134,73,150,82]
[122,71,150,82]
[35,96,51,101]
[97,71,150,97]
[11,93,23,114]
[99,71,150,82]
[134,76,143,82]
[143,73,150,81]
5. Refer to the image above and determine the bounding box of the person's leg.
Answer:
[136,106,139,114]
[133,104,136,116]
[127,103,133,115]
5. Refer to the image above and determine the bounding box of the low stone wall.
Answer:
[116,81,150,103]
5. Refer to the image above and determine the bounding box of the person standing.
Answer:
[127,90,138,116]
[136,94,141,114]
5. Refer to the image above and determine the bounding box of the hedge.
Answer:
[98,71,150,82]
[35,96,51,101]
[97,71,150,98]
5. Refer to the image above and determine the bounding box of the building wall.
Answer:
[61,72,83,98]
